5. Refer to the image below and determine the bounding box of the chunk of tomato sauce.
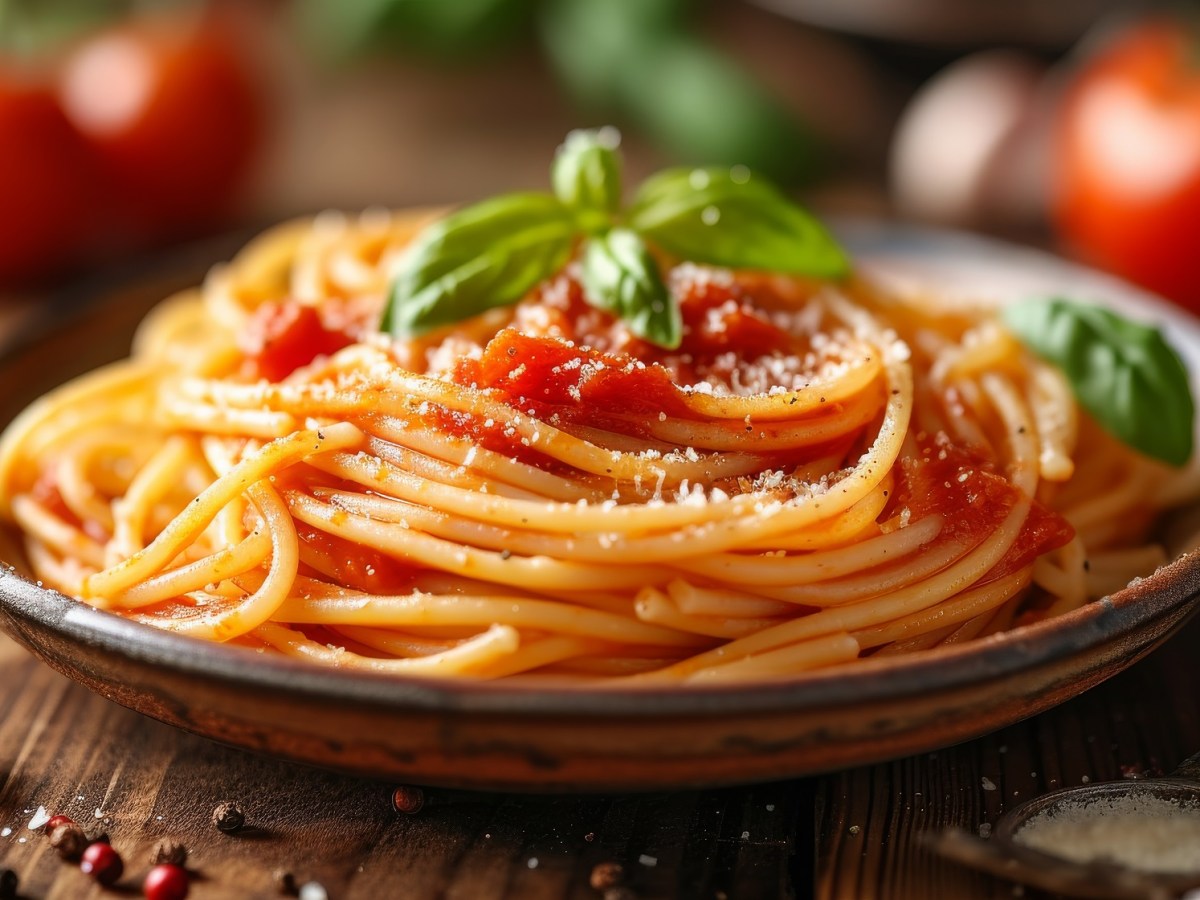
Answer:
[269,467,418,593]
[525,272,798,373]
[295,527,417,595]
[890,436,1074,581]
[674,271,796,360]
[239,299,354,382]
[417,406,567,470]
[29,472,110,543]
[453,330,695,430]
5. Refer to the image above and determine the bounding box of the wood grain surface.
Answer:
[0,613,1193,899]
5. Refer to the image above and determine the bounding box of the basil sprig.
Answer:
[1004,298,1194,466]
[383,128,848,349]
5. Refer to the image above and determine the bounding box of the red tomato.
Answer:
[58,11,261,238]
[0,69,98,283]
[1053,18,1200,312]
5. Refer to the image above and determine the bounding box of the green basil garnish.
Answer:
[551,127,622,222]
[383,193,575,338]
[1003,298,1194,467]
[580,228,680,349]
[628,166,848,277]
[383,128,847,347]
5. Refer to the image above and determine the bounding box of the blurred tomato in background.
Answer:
[1052,16,1200,314]
[1,0,1194,312]
[0,70,99,282]
[0,0,262,286]
[59,9,262,240]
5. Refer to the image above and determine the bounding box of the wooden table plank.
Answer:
[0,617,1196,898]
[814,614,1200,900]
[0,542,1196,900]
[0,638,802,899]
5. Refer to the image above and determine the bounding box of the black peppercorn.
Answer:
[391,785,425,815]
[590,861,625,890]
[0,868,17,900]
[273,868,299,895]
[48,821,88,860]
[151,839,189,867]
[213,800,246,834]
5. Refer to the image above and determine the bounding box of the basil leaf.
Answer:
[552,127,623,222]
[383,193,576,338]
[628,166,848,277]
[579,228,681,349]
[1003,298,1195,466]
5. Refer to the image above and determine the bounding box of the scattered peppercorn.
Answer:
[151,839,188,868]
[48,821,88,860]
[144,863,189,900]
[273,868,299,895]
[0,868,17,900]
[43,813,74,834]
[391,785,425,815]
[212,801,246,834]
[81,841,124,886]
[590,861,625,891]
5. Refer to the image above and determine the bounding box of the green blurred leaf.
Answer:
[300,0,531,61]
[0,0,128,58]
[540,0,692,106]
[620,36,821,186]
[539,0,822,186]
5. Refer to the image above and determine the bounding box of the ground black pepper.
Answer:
[213,801,246,834]
[274,868,299,895]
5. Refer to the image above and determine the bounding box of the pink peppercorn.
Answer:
[143,863,189,900]
[80,841,124,886]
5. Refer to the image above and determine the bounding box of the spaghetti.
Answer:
[0,210,1183,683]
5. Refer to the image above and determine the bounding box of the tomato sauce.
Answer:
[296,526,416,595]
[29,472,110,544]
[891,436,1074,580]
[239,300,354,382]
[453,330,694,425]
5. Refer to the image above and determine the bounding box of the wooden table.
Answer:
[0,610,1194,899]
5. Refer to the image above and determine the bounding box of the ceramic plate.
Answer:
[2,223,1198,792]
